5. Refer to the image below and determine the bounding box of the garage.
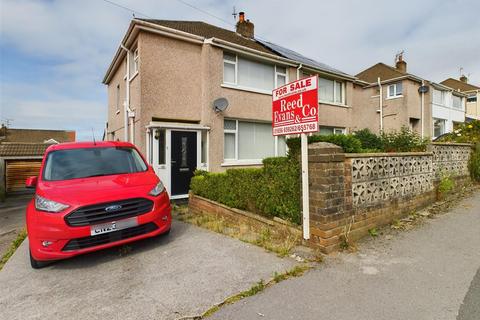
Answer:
[5,160,42,192]
[0,142,50,196]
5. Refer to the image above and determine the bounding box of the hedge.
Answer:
[190,157,301,224]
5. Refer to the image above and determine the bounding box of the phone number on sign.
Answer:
[273,122,318,135]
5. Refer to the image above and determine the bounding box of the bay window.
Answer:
[223,52,288,92]
[387,82,403,98]
[318,77,344,105]
[223,119,286,162]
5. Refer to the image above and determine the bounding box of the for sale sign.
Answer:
[272,76,318,136]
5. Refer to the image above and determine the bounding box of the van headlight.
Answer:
[149,181,165,196]
[35,195,70,213]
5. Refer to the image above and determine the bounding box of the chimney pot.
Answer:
[460,75,468,83]
[236,12,254,39]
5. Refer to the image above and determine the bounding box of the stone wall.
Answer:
[308,142,472,253]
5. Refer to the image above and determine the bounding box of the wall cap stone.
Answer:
[430,142,474,147]
[308,142,343,154]
[345,152,432,158]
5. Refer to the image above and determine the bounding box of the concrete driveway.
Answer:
[0,194,31,255]
[0,220,298,320]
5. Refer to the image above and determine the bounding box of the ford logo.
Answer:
[105,205,122,212]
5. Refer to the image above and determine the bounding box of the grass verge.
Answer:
[201,264,311,318]
[0,228,27,271]
[174,205,301,258]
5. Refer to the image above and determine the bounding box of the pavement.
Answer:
[0,194,31,256]
[0,220,298,320]
[211,191,480,320]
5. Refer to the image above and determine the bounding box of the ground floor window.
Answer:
[433,118,446,137]
[317,126,346,136]
[224,119,286,161]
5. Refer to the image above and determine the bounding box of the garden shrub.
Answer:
[436,120,480,144]
[469,143,480,182]
[286,133,363,158]
[190,157,301,224]
[352,128,383,151]
[380,127,429,152]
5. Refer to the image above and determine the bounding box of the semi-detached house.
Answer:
[355,55,467,139]
[102,13,360,199]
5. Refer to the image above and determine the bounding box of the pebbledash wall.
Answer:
[308,142,473,253]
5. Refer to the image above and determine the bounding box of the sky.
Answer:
[1,0,479,141]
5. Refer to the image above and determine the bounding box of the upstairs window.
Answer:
[318,78,344,104]
[387,82,403,98]
[115,84,120,114]
[433,89,446,105]
[452,95,462,109]
[223,52,288,92]
[467,95,477,103]
[128,47,139,78]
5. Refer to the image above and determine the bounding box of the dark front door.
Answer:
[171,131,197,196]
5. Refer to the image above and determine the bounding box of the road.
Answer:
[211,191,480,320]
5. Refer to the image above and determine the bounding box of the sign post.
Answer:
[272,76,318,240]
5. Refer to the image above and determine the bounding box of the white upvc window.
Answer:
[223,119,286,162]
[222,52,288,93]
[433,118,446,138]
[433,89,446,105]
[318,77,345,105]
[317,126,346,136]
[115,84,120,114]
[128,47,139,78]
[452,95,462,109]
[387,82,403,98]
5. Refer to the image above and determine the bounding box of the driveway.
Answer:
[210,191,480,320]
[0,220,298,320]
[0,194,31,256]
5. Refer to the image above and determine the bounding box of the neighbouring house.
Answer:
[355,54,467,139]
[102,13,361,199]
[0,127,76,196]
[440,76,480,122]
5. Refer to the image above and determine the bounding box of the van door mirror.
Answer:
[25,176,38,189]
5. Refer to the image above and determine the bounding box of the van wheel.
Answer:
[29,249,49,269]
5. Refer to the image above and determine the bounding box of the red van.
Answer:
[25,141,171,268]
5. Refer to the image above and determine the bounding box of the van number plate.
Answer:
[90,217,138,236]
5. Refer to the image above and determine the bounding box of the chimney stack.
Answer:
[236,12,254,39]
[460,75,468,83]
[395,52,407,73]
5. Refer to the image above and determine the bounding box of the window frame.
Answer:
[222,52,288,95]
[223,119,287,165]
[318,126,346,136]
[433,118,446,138]
[318,77,346,106]
[386,82,403,99]
[452,95,463,109]
[115,84,120,114]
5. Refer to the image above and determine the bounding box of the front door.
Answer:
[171,131,197,196]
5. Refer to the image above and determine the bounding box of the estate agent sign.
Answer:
[272,75,318,136]
[272,75,319,240]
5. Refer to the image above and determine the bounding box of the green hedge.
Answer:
[287,127,428,157]
[190,157,301,224]
[469,143,480,182]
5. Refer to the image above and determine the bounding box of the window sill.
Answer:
[221,160,264,167]
[221,84,272,96]
[318,101,349,108]
[386,95,403,100]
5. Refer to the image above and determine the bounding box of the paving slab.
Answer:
[0,220,297,320]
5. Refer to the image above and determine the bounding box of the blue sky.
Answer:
[1,0,479,141]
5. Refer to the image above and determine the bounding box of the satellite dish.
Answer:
[418,85,429,93]
[213,98,229,112]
